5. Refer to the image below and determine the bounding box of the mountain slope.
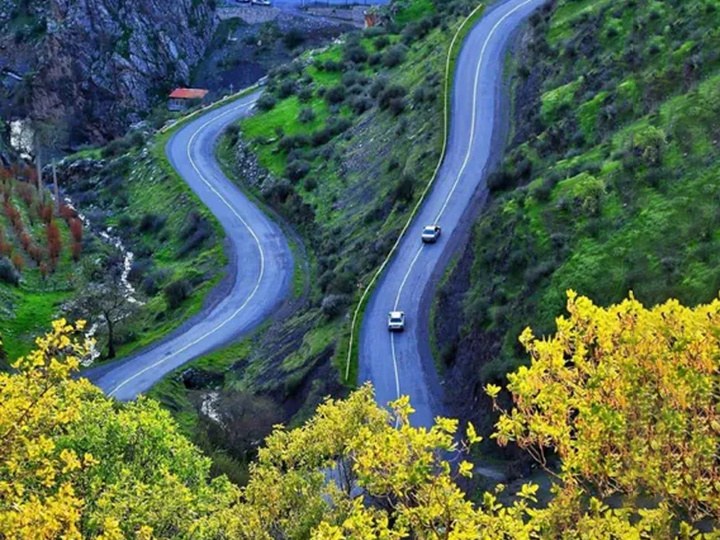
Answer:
[435,0,720,451]
[1,0,216,142]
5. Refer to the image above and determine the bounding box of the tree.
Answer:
[3,293,720,539]
[0,320,236,540]
[491,290,720,523]
[69,262,139,359]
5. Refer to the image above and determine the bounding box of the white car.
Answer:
[388,311,406,332]
[421,225,441,243]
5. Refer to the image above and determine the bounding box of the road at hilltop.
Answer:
[88,91,293,400]
[359,0,547,427]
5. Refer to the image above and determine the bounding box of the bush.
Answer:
[341,71,367,87]
[323,59,342,71]
[374,35,390,50]
[277,79,296,99]
[102,137,131,159]
[325,85,346,105]
[225,124,241,146]
[178,212,213,256]
[164,278,192,309]
[138,213,167,234]
[369,77,387,98]
[303,177,318,191]
[256,94,277,111]
[378,85,407,112]
[297,86,313,103]
[351,95,373,115]
[279,134,310,153]
[368,53,382,66]
[282,27,305,49]
[487,170,515,192]
[321,294,350,319]
[343,44,368,64]
[261,179,293,203]
[298,107,316,124]
[392,175,414,203]
[286,159,312,182]
[0,257,20,286]
[381,44,408,68]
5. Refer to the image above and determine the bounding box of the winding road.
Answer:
[359,0,546,427]
[89,91,293,400]
[89,0,543,416]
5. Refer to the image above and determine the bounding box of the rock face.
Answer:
[1,0,216,142]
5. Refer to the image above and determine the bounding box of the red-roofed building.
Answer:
[168,88,209,111]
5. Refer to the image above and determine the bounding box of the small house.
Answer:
[168,88,209,111]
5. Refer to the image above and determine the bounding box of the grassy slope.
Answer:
[435,0,720,431]
[0,187,93,363]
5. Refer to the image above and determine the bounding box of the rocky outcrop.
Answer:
[1,0,217,143]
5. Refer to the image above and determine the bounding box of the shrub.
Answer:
[225,124,241,146]
[325,85,346,105]
[374,35,390,50]
[286,160,312,182]
[256,94,277,111]
[487,170,515,192]
[351,95,373,115]
[321,293,350,319]
[164,278,192,309]
[341,71,367,87]
[178,212,213,256]
[343,44,368,64]
[298,107,316,124]
[279,134,310,153]
[277,79,296,99]
[101,137,131,159]
[138,213,167,234]
[303,177,318,191]
[323,59,342,71]
[297,86,313,103]
[368,53,382,66]
[378,85,407,112]
[369,77,387,98]
[0,257,19,286]
[282,27,305,49]
[381,44,408,68]
[392,175,414,203]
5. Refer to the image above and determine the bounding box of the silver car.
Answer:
[388,311,406,331]
[421,225,441,243]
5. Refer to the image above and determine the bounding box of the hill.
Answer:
[435,0,720,450]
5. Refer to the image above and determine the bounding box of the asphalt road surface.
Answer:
[359,0,547,427]
[89,92,293,400]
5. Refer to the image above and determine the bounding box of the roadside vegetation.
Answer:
[5,293,720,537]
[0,165,94,365]
[435,0,720,452]
[0,121,226,370]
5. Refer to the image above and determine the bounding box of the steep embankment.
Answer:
[436,0,720,453]
[0,0,216,142]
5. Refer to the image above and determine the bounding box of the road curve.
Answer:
[88,92,293,400]
[359,0,546,427]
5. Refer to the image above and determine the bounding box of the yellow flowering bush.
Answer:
[3,294,720,539]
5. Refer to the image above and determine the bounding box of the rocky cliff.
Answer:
[1,0,217,143]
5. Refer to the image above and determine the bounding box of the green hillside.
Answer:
[436,0,720,435]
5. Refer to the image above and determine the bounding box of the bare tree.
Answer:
[69,261,138,359]
[32,120,68,210]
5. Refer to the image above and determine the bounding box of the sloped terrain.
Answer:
[436,0,720,454]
